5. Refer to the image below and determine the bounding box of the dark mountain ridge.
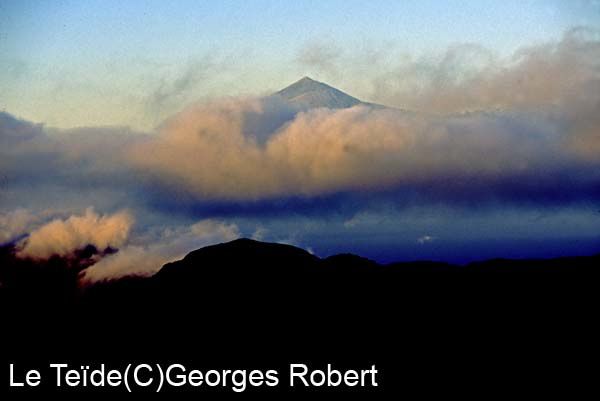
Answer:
[2,237,598,328]
[2,237,599,305]
[2,238,598,396]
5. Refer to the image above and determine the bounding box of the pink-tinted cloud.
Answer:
[17,208,133,259]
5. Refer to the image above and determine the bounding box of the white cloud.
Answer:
[417,235,435,245]
[17,208,133,259]
[251,226,268,241]
[0,209,40,244]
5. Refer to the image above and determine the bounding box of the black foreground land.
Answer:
[1,238,599,396]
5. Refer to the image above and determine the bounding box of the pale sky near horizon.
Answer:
[1,0,599,130]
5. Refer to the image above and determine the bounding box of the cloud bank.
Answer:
[132,104,598,204]
[0,209,41,244]
[371,28,600,114]
[2,206,241,283]
[2,30,599,207]
[122,30,598,203]
[17,208,133,259]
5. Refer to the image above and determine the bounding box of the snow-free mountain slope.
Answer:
[272,76,381,111]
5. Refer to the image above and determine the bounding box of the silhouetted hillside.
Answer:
[2,239,599,396]
[156,238,320,282]
[2,238,599,310]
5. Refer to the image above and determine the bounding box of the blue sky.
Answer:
[1,0,599,129]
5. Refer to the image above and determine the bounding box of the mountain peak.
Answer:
[298,75,316,83]
[273,76,363,111]
[277,76,334,96]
